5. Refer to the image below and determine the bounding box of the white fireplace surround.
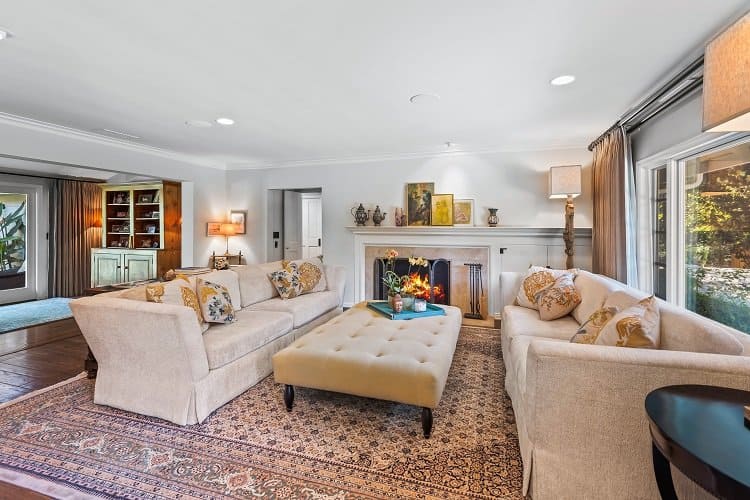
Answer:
[348,226,593,316]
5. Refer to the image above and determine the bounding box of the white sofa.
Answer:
[500,270,750,500]
[71,262,345,426]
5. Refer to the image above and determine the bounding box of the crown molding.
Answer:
[225,142,589,171]
[0,112,225,170]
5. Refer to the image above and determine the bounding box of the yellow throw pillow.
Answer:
[535,273,582,320]
[571,306,619,344]
[595,296,660,348]
[516,266,577,310]
[281,257,327,294]
[268,264,303,299]
[146,276,208,332]
[196,278,236,324]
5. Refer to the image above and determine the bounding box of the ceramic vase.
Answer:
[487,208,499,227]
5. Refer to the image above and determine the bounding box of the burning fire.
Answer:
[403,272,446,303]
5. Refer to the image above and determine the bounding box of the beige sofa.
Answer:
[71,262,345,426]
[500,270,750,500]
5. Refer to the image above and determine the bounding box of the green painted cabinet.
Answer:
[90,249,158,287]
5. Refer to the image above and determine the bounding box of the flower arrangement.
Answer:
[380,249,429,297]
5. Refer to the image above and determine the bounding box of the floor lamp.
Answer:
[549,165,582,269]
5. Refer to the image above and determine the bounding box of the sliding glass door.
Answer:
[0,182,42,304]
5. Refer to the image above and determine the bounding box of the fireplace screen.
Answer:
[373,258,451,304]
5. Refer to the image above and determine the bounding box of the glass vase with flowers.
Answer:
[380,249,429,310]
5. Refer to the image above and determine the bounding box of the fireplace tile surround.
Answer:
[349,226,593,317]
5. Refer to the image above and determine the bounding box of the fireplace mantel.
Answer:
[348,225,593,316]
[347,226,592,237]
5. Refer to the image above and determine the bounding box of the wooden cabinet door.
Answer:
[123,252,156,282]
[91,251,123,286]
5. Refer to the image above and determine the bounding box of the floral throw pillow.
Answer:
[570,306,619,344]
[281,257,327,294]
[146,276,208,332]
[516,266,578,310]
[268,264,303,299]
[535,273,582,320]
[196,279,236,324]
[595,296,660,349]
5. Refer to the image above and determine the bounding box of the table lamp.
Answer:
[549,165,582,269]
[218,223,236,255]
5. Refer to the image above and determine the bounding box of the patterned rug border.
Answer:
[0,465,102,500]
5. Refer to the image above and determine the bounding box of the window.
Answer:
[0,193,27,291]
[637,135,750,334]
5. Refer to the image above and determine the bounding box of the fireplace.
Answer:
[373,258,451,304]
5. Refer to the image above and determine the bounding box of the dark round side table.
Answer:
[645,385,750,500]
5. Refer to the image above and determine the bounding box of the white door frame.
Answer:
[0,179,48,304]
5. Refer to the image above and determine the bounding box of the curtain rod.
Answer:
[0,153,107,183]
[587,55,705,152]
[0,168,103,184]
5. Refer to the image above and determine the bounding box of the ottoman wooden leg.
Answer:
[284,385,295,412]
[421,407,433,438]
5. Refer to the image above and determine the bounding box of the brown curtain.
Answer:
[591,127,627,282]
[50,180,102,297]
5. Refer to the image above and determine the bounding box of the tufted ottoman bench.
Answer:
[272,301,462,438]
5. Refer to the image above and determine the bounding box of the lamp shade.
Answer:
[549,165,582,199]
[703,12,750,132]
[219,223,237,236]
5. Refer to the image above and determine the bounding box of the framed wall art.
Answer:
[230,210,247,234]
[453,198,475,226]
[431,194,454,226]
[406,182,434,226]
[206,222,222,236]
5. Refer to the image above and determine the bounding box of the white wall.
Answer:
[0,117,227,267]
[227,148,593,305]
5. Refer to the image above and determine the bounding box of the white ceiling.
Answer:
[0,1,747,169]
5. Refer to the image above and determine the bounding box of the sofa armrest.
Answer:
[325,265,346,307]
[523,340,750,498]
[71,296,210,382]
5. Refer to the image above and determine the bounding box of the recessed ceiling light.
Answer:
[409,93,441,104]
[216,117,235,125]
[550,75,576,86]
[185,120,213,128]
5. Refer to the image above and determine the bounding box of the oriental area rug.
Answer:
[0,327,522,499]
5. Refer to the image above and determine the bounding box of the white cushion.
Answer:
[659,301,744,355]
[235,261,284,307]
[502,305,580,341]
[247,290,341,328]
[571,270,624,324]
[603,289,649,311]
[202,309,293,369]
[200,270,242,311]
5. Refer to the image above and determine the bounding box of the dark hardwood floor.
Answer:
[0,318,87,404]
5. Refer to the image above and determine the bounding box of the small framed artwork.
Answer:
[138,194,153,204]
[206,222,222,236]
[406,182,434,226]
[431,194,454,226]
[230,210,247,234]
[453,198,475,226]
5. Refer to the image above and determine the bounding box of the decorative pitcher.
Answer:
[372,205,387,226]
[351,204,370,226]
[487,208,499,227]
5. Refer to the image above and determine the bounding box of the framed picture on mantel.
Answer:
[431,194,454,226]
[406,182,434,226]
[453,198,475,226]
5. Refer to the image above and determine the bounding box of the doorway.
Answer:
[267,188,323,262]
[0,180,46,304]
